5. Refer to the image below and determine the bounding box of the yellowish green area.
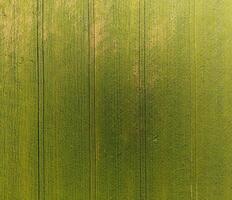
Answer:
[1,0,232,199]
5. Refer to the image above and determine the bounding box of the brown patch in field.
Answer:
[132,64,140,91]
[94,17,105,49]
[146,70,157,90]
[147,15,176,49]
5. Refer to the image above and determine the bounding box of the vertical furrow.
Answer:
[37,0,45,199]
[139,0,146,199]
[88,0,96,199]
[190,0,197,199]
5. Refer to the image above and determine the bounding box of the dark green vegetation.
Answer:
[1,0,232,199]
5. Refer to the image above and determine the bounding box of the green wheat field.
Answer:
[1,0,232,199]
